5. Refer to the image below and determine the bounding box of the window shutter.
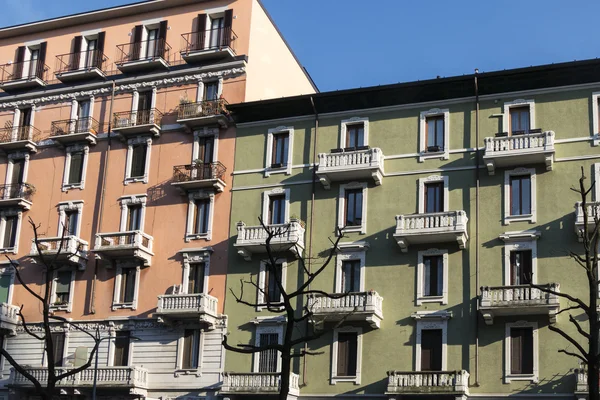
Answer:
[522,251,533,284]
[421,330,442,371]
[51,333,65,367]
[157,21,168,57]
[510,328,522,374]
[223,9,233,47]
[71,36,82,70]
[522,328,534,374]
[68,152,84,184]
[132,25,143,60]
[37,42,47,79]
[97,32,106,68]
[347,333,358,376]
[336,334,349,376]
[123,269,136,303]
[0,275,11,304]
[196,14,207,51]
[14,46,25,79]
[182,329,194,369]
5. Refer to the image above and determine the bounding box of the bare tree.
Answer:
[222,218,351,400]
[524,167,599,400]
[0,218,100,400]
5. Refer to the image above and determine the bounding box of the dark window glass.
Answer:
[55,271,71,304]
[182,329,200,369]
[127,205,142,231]
[68,152,84,185]
[510,250,533,285]
[510,106,530,134]
[423,255,443,297]
[113,331,130,367]
[194,199,210,234]
[11,159,24,185]
[258,333,279,373]
[119,268,136,304]
[510,175,531,216]
[3,216,17,249]
[341,260,360,293]
[269,195,286,225]
[424,182,444,213]
[130,144,147,178]
[65,211,78,236]
[344,189,363,227]
[50,333,65,367]
[204,82,219,101]
[346,124,364,148]
[420,329,442,371]
[264,263,282,303]
[336,332,358,377]
[187,263,205,294]
[272,133,289,167]
[426,116,444,149]
[510,327,533,375]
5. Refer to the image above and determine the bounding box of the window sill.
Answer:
[62,183,84,192]
[0,248,17,255]
[185,233,211,242]
[265,166,291,177]
[331,375,360,385]
[124,176,148,185]
[340,225,365,235]
[418,149,449,163]
[49,304,71,312]
[416,295,447,306]
[112,302,136,311]
[504,214,535,225]
[505,374,538,383]
[174,368,202,377]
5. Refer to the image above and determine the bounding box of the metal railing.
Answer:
[172,161,226,182]
[221,372,299,395]
[386,370,470,393]
[0,60,49,84]
[157,293,218,315]
[307,291,383,315]
[51,117,100,136]
[116,38,171,65]
[0,125,41,143]
[181,27,237,54]
[95,231,153,252]
[0,183,34,201]
[113,109,163,129]
[55,50,108,74]
[10,366,148,388]
[480,284,560,307]
[177,99,229,120]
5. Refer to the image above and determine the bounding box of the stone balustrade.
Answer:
[574,201,600,241]
[0,303,20,335]
[307,291,384,328]
[235,219,305,260]
[156,293,219,327]
[482,130,555,174]
[394,211,468,252]
[316,147,384,189]
[30,235,89,270]
[386,370,470,395]
[221,372,299,396]
[11,366,148,388]
[93,230,154,266]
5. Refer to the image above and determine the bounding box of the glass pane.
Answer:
[427,120,435,147]
[521,111,530,133]
[423,257,431,296]
[521,176,531,214]
[78,101,90,119]
[436,119,444,148]
[355,192,363,224]
[346,193,355,225]
[511,177,521,215]
[204,84,219,101]
[0,275,10,303]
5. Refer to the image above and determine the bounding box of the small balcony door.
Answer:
[341,260,360,293]
[84,39,98,68]
[510,250,532,285]
[204,82,219,102]
[257,333,279,373]
[146,29,159,59]
[209,17,224,49]
[187,263,205,294]
[127,205,142,232]
[424,182,444,213]
[420,329,442,371]
[11,160,25,185]
[0,274,11,304]
[28,49,40,79]
[346,123,364,148]
[269,195,286,225]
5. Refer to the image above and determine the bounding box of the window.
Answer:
[414,311,449,371]
[419,109,449,162]
[51,270,73,311]
[186,191,214,242]
[258,260,287,310]
[509,106,530,135]
[84,39,97,68]
[62,145,89,191]
[504,168,536,224]
[271,132,289,168]
[127,205,142,231]
[18,108,32,128]
[209,17,225,48]
[341,260,360,293]
[193,199,210,234]
[258,332,279,373]
[505,321,538,382]
[269,195,286,225]
[346,123,364,148]
[181,329,201,370]
[50,333,65,367]
[119,268,136,304]
[197,136,214,165]
[187,263,206,294]
[0,274,12,304]
[500,230,540,286]
[182,250,210,296]
[503,99,535,136]
[426,116,444,151]
[423,255,443,296]
[331,327,362,384]
[64,210,78,236]
[265,126,294,176]
[119,195,147,233]
[113,331,130,367]
[510,250,532,285]
[424,182,444,213]
[130,144,147,178]
[592,93,600,146]
[146,29,159,58]
[68,151,84,185]
[417,249,448,305]
[261,188,290,227]
[125,138,152,184]
[420,329,442,371]
[344,189,363,227]
[335,245,367,294]
[338,183,367,234]
[58,201,83,238]
[204,82,219,102]
[2,216,17,249]
[113,263,140,310]
[10,159,25,185]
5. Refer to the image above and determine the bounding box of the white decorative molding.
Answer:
[118,194,147,232]
[124,136,152,185]
[340,117,369,148]
[261,187,290,224]
[595,163,600,201]
[257,258,287,311]
[418,175,449,213]
[504,321,539,383]
[181,250,211,295]
[338,182,368,234]
[592,92,600,146]
[503,99,536,133]
[253,323,283,373]
[265,126,294,177]
[419,108,450,162]
[185,190,215,242]
[416,248,449,306]
[501,234,539,285]
[412,311,450,371]
[335,249,366,293]
[57,200,84,237]
[62,144,89,192]
[503,168,537,225]
[331,326,362,385]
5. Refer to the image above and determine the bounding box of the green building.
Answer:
[221,59,600,400]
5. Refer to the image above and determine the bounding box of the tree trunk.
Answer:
[279,351,291,400]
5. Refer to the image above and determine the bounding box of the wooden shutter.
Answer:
[336,333,357,376]
[114,331,130,366]
[182,329,194,369]
[68,152,83,184]
[223,9,233,47]
[14,46,25,79]
[11,160,24,185]
[196,14,207,51]
[37,42,47,79]
[51,333,65,367]
[132,25,143,60]
[158,21,168,57]
[511,328,533,375]
[421,330,442,371]
[70,36,82,71]
[97,32,106,68]
[122,268,136,303]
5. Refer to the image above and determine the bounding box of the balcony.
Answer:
[55,50,108,82]
[155,292,220,327]
[116,39,171,73]
[316,147,384,189]
[171,162,227,193]
[574,201,600,241]
[51,117,99,146]
[575,368,593,394]
[0,60,49,91]
[112,109,163,138]
[0,303,20,336]
[393,211,469,252]
[30,236,89,271]
[0,183,34,210]
[10,366,148,391]
[177,99,230,129]
[386,370,470,396]
[221,373,299,396]
[234,219,305,261]
[483,130,555,175]
[479,284,560,325]
[307,291,383,328]
[93,231,154,267]
[0,126,41,153]
[180,27,237,63]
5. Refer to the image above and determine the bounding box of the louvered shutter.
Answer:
[71,36,82,71]
[511,328,522,374]
[96,32,106,68]
[132,25,143,60]
[196,14,207,51]
[522,328,534,374]
[37,42,47,79]
[182,330,194,369]
[223,9,233,47]
[14,46,25,79]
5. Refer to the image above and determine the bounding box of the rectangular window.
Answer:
[54,271,71,305]
[146,29,159,58]
[420,329,442,371]
[423,255,443,297]
[510,175,531,216]
[424,182,444,213]
[127,205,142,231]
[510,327,533,375]
[346,123,364,148]
[65,210,78,236]
[264,263,282,303]
[193,199,210,234]
[344,189,363,227]
[271,133,289,168]
[130,144,147,178]
[0,274,11,304]
[204,82,219,102]
[68,151,84,185]
[78,100,91,119]
[182,329,200,369]
[258,333,279,373]
[197,136,214,165]
[19,108,32,128]
[28,49,40,78]
[187,263,205,294]
[341,260,360,293]
[510,106,530,135]
[113,331,130,367]
[426,116,444,151]
[336,332,358,377]
[11,159,25,185]
[84,40,97,69]
[50,333,65,367]
[118,268,136,304]
[269,195,286,225]
[510,250,532,285]
[3,216,17,249]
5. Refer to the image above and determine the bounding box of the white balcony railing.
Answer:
[0,303,20,334]
[574,201,600,241]
[11,366,149,388]
[156,293,219,326]
[483,130,555,174]
[221,372,299,396]
[307,291,384,328]
[30,236,89,270]
[93,230,154,266]
[393,211,468,252]
[235,219,305,261]
[386,370,470,395]
[316,147,384,189]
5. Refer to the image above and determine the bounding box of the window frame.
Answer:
[197,78,223,103]
[338,182,367,234]
[503,99,536,135]
[108,330,136,368]
[503,168,536,224]
[118,195,147,232]
[331,326,362,385]
[112,261,141,310]
[185,190,215,242]
[591,92,600,146]
[261,188,290,226]
[5,152,30,187]
[124,137,152,185]
[57,201,84,237]
[0,265,15,306]
[340,117,369,149]
[181,250,211,295]
[419,108,450,162]
[413,311,450,372]
[192,127,219,164]
[0,209,22,254]
[416,248,449,305]
[500,231,540,286]
[504,321,539,383]
[50,268,75,313]
[62,144,89,192]
[335,249,366,293]
[265,126,294,176]
[257,258,287,311]
[418,175,449,214]
[42,326,69,368]
[176,328,203,375]
[252,322,284,373]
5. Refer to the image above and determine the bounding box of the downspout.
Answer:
[90,80,116,315]
[474,69,481,386]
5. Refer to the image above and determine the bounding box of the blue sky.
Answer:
[2,0,599,92]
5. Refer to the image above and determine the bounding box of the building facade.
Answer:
[223,61,600,399]
[0,0,315,399]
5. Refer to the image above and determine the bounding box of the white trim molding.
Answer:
[338,182,368,234]
[595,163,600,201]
[335,247,367,293]
[500,231,540,285]
[261,187,291,224]
[411,310,451,371]
[62,144,89,192]
[592,92,600,146]
[504,321,539,383]
[6,152,30,185]
[253,322,283,373]
[185,190,215,242]
[124,136,152,185]
[418,175,449,213]
[181,249,211,294]
[49,268,76,313]
[503,167,536,225]
[112,261,141,311]
[419,108,450,162]
[503,99,536,133]
[175,328,203,376]
[118,194,147,232]
[192,127,219,163]
[257,258,287,311]
[57,201,84,237]
[340,117,369,148]
[265,126,294,177]
[0,209,23,254]
[416,248,449,305]
[330,326,362,385]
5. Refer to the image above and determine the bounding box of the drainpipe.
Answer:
[474,69,481,386]
[90,80,116,315]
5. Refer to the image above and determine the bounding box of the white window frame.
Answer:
[112,261,141,310]
[0,209,23,254]
[42,326,70,367]
[416,248,449,305]
[185,191,215,242]
[11,106,36,141]
[252,322,284,373]
[340,117,369,148]
[5,152,30,185]
[196,79,224,103]
[331,326,362,385]
[257,258,287,311]
[418,175,449,214]
[124,136,152,185]
[592,93,600,146]
[118,195,147,232]
[108,329,136,367]
[57,201,84,237]
[192,127,220,163]
[0,263,15,305]
[419,108,450,162]
[265,126,294,177]
[504,168,537,225]
[338,182,367,234]
[503,99,536,134]
[500,230,541,285]
[504,321,539,383]
[130,87,157,117]
[49,268,76,313]
[261,188,290,225]
[175,328,204,376]
[594,163,600,201]
[335,248,366,293]
[181,249,211,295]
[62,144,89,192]
[412,310,451,371]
